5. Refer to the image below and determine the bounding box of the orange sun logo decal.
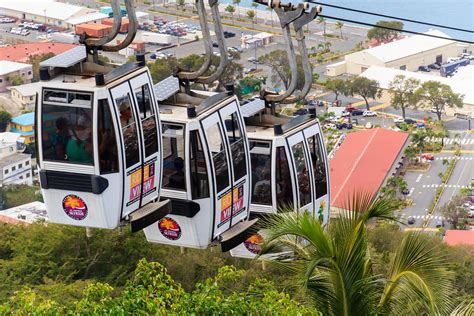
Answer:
[244,233,263,254]
[158,217,181,240]
[62,195,88,220]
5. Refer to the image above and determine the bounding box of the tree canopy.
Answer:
[258,49,305,91]
[260,192,456,315]
[388,74,420,119]
[324,78,349,101]
[348,76,382,110]
[415,81,463,121]
[367,20,404,43]
[0,110,12,132]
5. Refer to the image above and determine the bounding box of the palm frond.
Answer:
[378,232,455,315]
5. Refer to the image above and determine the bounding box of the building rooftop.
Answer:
[0,61,31,76]
[0,0,84,21]
[330,128,409,209]
[0,152,31,169]
[11,112,35,126]
[8,82,42,97]
[0,132,24,145]
[66,12,109,26]
[444,230,474,246]
[363,30,454,63]
[0,42,77,63]
[0,201,48,225]
[361,65,474,106]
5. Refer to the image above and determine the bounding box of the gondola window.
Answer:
[206,121,229,193]
[135,84,158,157]
[189,130,209,199]
[276,146,294,210]
[223,113,246,181]
[308,135,328,198]
[41,99,93,165]
[250,141,272,206]
[162,124,186,190]
[98,99,119,174]
[116,94,139,168]
[292,142,311,207]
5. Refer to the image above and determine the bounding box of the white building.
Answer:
[0,0,97,29]
[361,65,474,118]
[0,201,48,224]
[0,132,32,186]
[0,61,33,92]
[8,82,41,110]
[326,30,463,76]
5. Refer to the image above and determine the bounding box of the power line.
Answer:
[317,14,474,44]
[308,1,473,33]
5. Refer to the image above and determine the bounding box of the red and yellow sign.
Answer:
[62,195,88,220]
[220,185,244,223]
[244,233,263,254]
[158,217,182,240]
[129,162,156,203]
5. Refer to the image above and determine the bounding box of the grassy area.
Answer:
[2,184,42,209]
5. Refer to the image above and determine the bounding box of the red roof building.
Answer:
[444,230,474,246]
[330,128,409,210]
[0,43,77,63]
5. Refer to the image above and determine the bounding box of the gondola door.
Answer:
[287,132,315,216]
[129,74,161,207]
[201,113,233,238]
[110,83,144,216]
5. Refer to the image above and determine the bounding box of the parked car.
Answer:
[435,220,444,228]
[447,57,460,63]
[394,117,404,123]
[247,57,257,63]
[420,153,434,161]
[351,109,364,116]
[341,111,351,117]
[345,105,356,112]
[407,217,415,225]
[365,122,373,129]
[401,188,410,195]
[428,63,441,70]
[363,110,377,117]
[20,29,30,36]
[418,65,431,72]
[212,41,218,48]
[223,31,235,38]
[293,108,308,116]
[404,118,417,124]
[346,123,353,129]
[324,123,337,129]
[149,53,157,60]
[244,67,256,74]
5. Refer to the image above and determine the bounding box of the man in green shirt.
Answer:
[67,115,93,164]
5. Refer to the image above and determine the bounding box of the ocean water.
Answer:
[223,0,473,42]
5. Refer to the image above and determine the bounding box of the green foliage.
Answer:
[335,21,344,38]
[388,74,421,119]
[0,259,320,314]
[429,158,457,213]
[148,56,178,83]
[2,184,42,209]
[324,78,349,101]
[225,4,236,24]
[28,52,55,82]
[415,81,464,121]
[246,10,256,26]
[258,49,305,91]
[367,20,404,42]
[6,74,24,86]
[348,76,382,110]
[439,193,470,229]
[317,17,327,37]
[260,192,455,315]
[0,110,12,132]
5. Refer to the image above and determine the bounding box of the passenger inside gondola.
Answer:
[67,115,93,164]
[51,117,70,161]
[168,157,185,189]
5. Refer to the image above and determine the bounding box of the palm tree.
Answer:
[260,192,454,316]
[225,5,236,25]
[266,5,274,28]
[323,41,332,52]
[335,21,344,39]
[251,2,259,24]
[317,17,327,37]
[247,10,256,28]
[233,0,241,20]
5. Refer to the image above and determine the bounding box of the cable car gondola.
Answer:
[230,1,330,258]
[35,0,170,232]
[142,0,257,251]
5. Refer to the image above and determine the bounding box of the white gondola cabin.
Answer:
[143,77,256,251]
[230,105,330,258]
[36,49,170,231]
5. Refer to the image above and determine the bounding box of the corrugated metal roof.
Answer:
[363,30,453,63]
[330,128,409,209]
[66,12,109,25]
[0,61,31,76]
[0,0,84,21]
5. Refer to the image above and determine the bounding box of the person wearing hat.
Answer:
[66,114,93,164]
[119,101,133,126]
